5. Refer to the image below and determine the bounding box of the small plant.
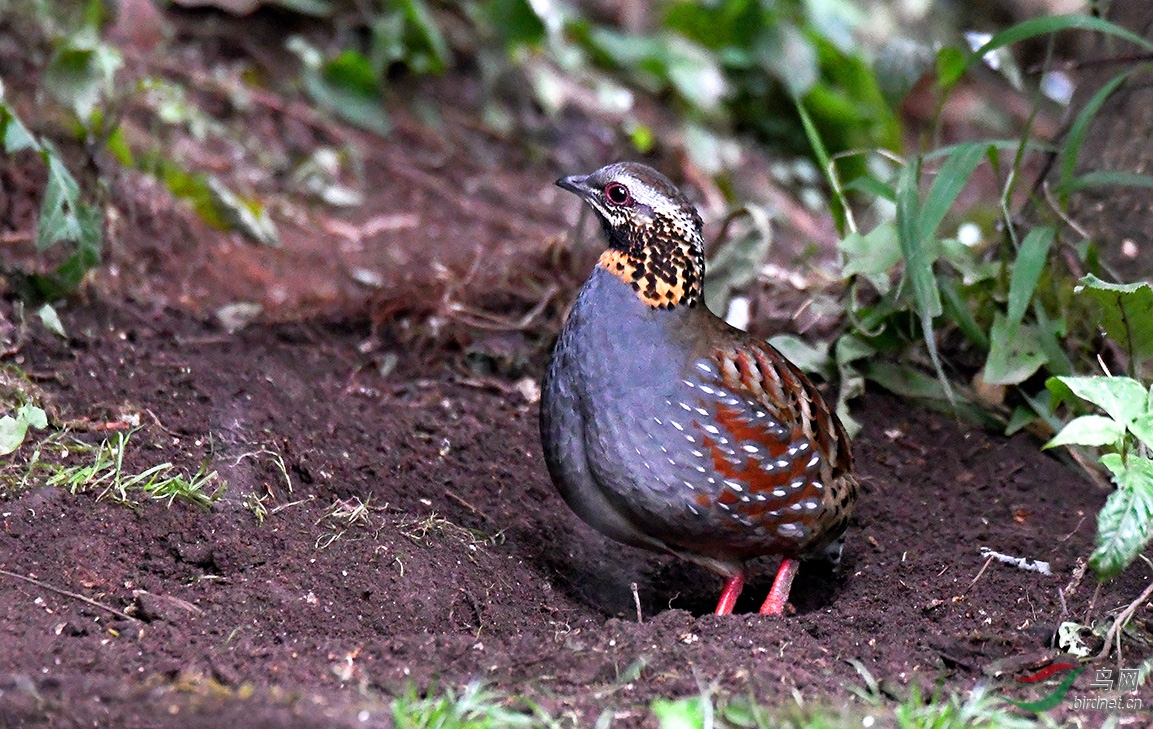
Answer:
[392,682,548,729]
[0,403,48,456]
[778,13,1153,586]
[43,430,224,508]
[0,82,103,300]
[1044,276,1153,579]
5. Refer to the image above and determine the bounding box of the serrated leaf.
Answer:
[1130,411,1153,452]
[984,312,1048,385]
[1045,415,1125,449]
[1048,375,1147,427]
[1092,454,1153,580]
[1076,274,1153,367]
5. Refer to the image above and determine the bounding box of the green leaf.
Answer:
[939,238,999,286]
[37,303,67,338]
[917,142,985,245]
[704,205,772,317]
[1059,65,1143,195]
[1045,415,1125,449]
[939,275,988,350]
[794,96,846,234]
[834,334,873,438]
[43,39,123,123]
[37,146,83,251]
[485,0,547,47]
[934,46,966,89]
[651,698,705,729]
[984,313,1047,385]
[1,104,39,152]
[1048,375,1147,426]
[205,177,280,247]
[1005,226,1053,330]
[1130,411,1153,452]
[769,334,832,381]
[843,174,895,202]
[838,222,900,294]
[1075,274,1153,368]
[942,15,1153,90]
[290,38,390,136]
[660,34,728,113]
[1092,454,1153,580]
[1059,170,1153,194]
[0,404,48,456]
[395,0,451,73]
[895,156,952,404]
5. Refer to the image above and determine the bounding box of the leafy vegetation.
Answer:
[1044,278,1153,579]
[650,682,1043,729]
[389,680,1052,729]
[0,82,103,300]
[774,14,1153,582]
[392,682,550,729]
[35,430,224,508]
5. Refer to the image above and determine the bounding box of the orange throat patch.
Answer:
[598,247,701,309]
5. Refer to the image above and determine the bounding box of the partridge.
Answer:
[540,162,857,615]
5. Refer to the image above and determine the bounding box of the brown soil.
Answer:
[1,6,1152,728]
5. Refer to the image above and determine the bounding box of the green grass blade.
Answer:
[939,276,988,350]
[1006,226,1054,329]
[896,156,954,405]
[1058,169,1153,194]
[795,95,849,235]
[844,174,896,202]
[942,15,1153,88]
[1059,65,1144,195]
[917,142,985,245]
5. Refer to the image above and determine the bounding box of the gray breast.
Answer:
[542,268,725,548]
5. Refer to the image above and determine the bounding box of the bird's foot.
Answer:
[759,558,798,615]
[713,572,744,615]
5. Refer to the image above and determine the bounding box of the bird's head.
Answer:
[557,162,705,310]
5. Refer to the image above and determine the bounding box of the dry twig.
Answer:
[0,568,138,622]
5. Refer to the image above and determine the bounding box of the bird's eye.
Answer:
[604,182,631,206]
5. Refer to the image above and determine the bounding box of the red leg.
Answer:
[714,572,744,615]
[759,558,799,615]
